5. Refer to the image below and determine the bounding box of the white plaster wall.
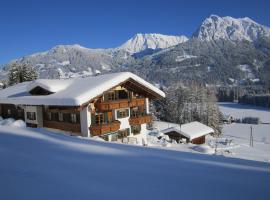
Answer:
[113,107,149,145]
[24,106,43,127]
[128,123,148,145]
[115,108,131,131]
[24,106,38,124]
[80,106,91,137]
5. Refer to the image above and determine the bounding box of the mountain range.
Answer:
[1,15,270,87]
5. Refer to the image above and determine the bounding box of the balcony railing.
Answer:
[129,114,152,125]
[95,98,145,111]
[89,121,121,136]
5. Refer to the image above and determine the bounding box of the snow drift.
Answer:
[0,125,269,200]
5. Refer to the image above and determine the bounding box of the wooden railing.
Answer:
[89,121,121,136]
[95,98,145,111]
[129,114,152,125]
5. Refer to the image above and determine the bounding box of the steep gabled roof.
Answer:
[0,72,165,106]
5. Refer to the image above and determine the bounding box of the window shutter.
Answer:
[107,111,113,122]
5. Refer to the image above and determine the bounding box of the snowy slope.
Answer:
[10,44,134,79]
[0,125,270,200]
[193,15,270,41]
[118,33,188,53]
[0,34,188,79]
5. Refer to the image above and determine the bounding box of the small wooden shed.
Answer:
[160,121,214,144]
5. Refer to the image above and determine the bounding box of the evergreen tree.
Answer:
[8,63,38,86]
[153,82,222,136]
[8,63,20,86]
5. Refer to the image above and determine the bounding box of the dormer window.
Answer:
[29,86,53,95]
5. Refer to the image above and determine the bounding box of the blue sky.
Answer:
[1,0,270,64]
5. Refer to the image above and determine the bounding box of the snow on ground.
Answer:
[219,102,270,123]
[0,123,270,200]
[152,102,270,163]
[175,54,197,62]
[150,121,218,155]
[218,102,270,162]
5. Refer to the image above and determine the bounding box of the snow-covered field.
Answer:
[0,122,270,200]
[219,102,270,123]
[219,102,270,162]
[149,103,270,163]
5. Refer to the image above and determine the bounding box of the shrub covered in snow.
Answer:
[0,118,26,128]
[0,118,15,126]
[11,120,26,128]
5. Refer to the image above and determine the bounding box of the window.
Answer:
[27,112,36,120]
[58,113,63,122]
[118,90,128,99]
[131,107,145,117]
[95,113,104,124]
[117,109,129,119]
[70,113,77,123]
[63,113,70,122]
[7,109,11,115]
[17,109,24,118]
[51,113,58,121]
[108,91,116,101]
[131,125,141,135]
[117,128,130,139]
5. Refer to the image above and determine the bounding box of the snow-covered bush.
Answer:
[0,118,26,128]
[0,118,15,126]
[11,120,26,128]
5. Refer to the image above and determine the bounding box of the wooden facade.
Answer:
[42,106,81,135]
[191,135,206,144]
[43,120,81,135]
[95,98,145,111]
[89,86,152,138]
[90,121,121,136]
[0,79,156,139]
[165,131,206,144]
[129,114,152,126]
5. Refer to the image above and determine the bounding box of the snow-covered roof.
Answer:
[160,121,214,140]
[0,72,165,106]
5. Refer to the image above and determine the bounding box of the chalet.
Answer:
[160,121,214,144]
[0,72,165,144]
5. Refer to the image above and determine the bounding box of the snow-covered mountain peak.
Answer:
[51,44,89,51]
[193,15,270,42]
[118,33,188,54]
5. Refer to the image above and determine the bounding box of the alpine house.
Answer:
[0,72,165,144]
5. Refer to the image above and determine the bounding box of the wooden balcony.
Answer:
[95,98,145,111]
[89,121,121,136]
[129,114,152,126]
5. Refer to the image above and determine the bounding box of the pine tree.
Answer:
[153,81,222,136]
[8,63,38,86]
[8,63,20,86]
